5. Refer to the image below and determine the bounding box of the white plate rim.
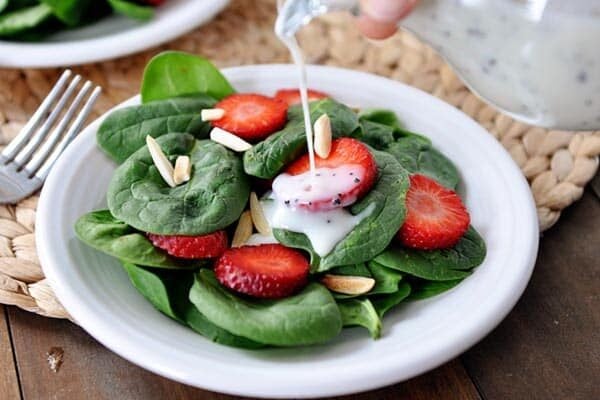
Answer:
[0,0,229,68]
[36,64,539,398]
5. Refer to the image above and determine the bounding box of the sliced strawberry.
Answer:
[214,244,309,299]
[398,174,470,250]
[280,138,378,211]
[212,94,288,142]
[141,0,165,5]
[274,88,329,106]
[147,231,228,259]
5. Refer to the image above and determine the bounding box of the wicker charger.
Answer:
[0,0,599,319]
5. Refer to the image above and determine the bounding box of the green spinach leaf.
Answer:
[189,270,342,346]
[359,109,404,133]
[243,99,360,179]
[122,263,262,349]
[386,135,460,189]
[108,0,153,21]
[367,261,403,295]
[40,0,92,26]
[407,279,463,300]
[355,120,395,150]
[371,282,412,317]
[337,298,381,339]
[374,226,486,281]
[108,133,250,235]
[75,210,197,269]
[0,3,52,36]
[0,0,8,14]
[97,96,215,163]
[274,149,409,272]
[141,51,235,103]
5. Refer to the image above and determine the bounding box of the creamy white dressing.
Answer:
[272,165,365,209]
[262,198,375,256]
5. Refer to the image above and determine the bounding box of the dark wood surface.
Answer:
[1,189,598,400]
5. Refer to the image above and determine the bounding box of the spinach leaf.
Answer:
[328,263,371,277]
[141,51,235,103]
[108,134,250,235]
[0,0,8,14]
[356,120,395,150]
[359,109,404,133]
[97,96,215,164]
[374,226,486,281]
[243,99,360,179]
[367,261,403,295]
[371,282,412,317]
[75,210,198,269]
[189,270,342,346]
[337,298,381,339]
[407,279,463,300]
[274,149,410,272]
[122,263,262,349]
[0,3,53,37]
[107,0,153,21]
[386,135,460,189]
[40,0,92,26]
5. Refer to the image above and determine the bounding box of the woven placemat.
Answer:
[1,0,599,319]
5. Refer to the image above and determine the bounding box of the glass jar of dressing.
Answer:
[276,0,600,130]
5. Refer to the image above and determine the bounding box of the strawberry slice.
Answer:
[215,244,309,299]
[274,88,329,106]
[280,138,378,211]
[141,0,165,5]
[398,174,470,250]
[212,94,288,142]
[147,231,228,259]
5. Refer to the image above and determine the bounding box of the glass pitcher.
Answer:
[276,0,600,130]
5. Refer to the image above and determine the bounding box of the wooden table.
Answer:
[0,187,598,400]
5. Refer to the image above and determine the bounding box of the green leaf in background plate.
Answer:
[374,226,486,281]
[97,95,216,164]
[189,270,342,346]
[0,3,52,37]
[40,0,92,26]
[108,0,154,21]
[141,51,235,103]
[337,298,382,339]
[122,263,263,349]
[75,210,199,269]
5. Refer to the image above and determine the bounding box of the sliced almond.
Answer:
[231,210,253,247]
[321,275,375,295]
[201,108,225,121]
[249,192,271,236]
[146,136,176,188]
[173,155,191,185]
[313,113,332,158]
[210,127,252,152]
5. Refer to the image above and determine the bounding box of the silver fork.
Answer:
[0,70,101,204]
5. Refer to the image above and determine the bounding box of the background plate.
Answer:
[0,0,229,68]
[37,65,539,398]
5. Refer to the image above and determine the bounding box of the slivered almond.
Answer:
[231,210,253,247]
[314,113,332,158]
[146,136,176,188]
[210,127,252,152]
[249,192,271,236]
[321,275,375,295]
[201,108,225,121]
[173,155,191,185]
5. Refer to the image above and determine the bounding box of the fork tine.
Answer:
[12,74,82,167]
[24,81,93,175]
[1,70,72,163]
[34,86,102,180]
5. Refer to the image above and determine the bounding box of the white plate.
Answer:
[0,0,229,68]
[37,65,539,398]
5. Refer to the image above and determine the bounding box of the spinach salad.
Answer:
[76,51,486,348]
[0,0,165,40]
